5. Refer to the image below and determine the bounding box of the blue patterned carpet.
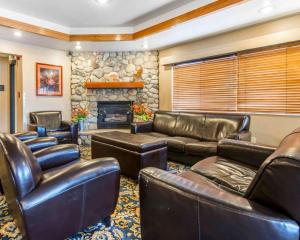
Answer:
[0,148,189,240]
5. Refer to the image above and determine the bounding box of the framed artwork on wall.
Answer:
[36,63,63,96]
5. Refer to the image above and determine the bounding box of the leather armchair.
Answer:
[29,111,78,144]
[0,133,120,240]
[139,128,300,240]
[13,131,38,141]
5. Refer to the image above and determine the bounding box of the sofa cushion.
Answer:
[202,115,250,141]
[153,112,178,136]
[174,113,205,140]
[185,142,217,157]
[191,156,257,195]
[141,132,169,138]
[163,137,199,153]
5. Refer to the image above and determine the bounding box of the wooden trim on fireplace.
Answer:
[0,0,243,42]
[85,81,144,89]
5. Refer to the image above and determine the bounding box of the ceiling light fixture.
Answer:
[95,0,109,4]
[14,30,22,37]
[258,1,276,14]
[75,42,82,50]
[142,40,149,50]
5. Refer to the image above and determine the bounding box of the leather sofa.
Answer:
[28,111,78,144]
[0,133,120,240]
[132,111,251,165]
[139,128,300,240]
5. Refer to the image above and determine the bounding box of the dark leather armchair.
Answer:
[28,111,78,144]
[0,133,120,240]
[139,128,300,240]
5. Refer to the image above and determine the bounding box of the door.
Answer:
[0,57,9,132]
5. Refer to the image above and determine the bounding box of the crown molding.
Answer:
[0,0,243,42]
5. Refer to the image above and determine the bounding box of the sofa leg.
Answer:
[103,216,111,227]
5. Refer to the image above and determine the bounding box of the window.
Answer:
[172,44,300,114]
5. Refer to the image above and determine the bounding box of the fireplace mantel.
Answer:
[85,81,144,89]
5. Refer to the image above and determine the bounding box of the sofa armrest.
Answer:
[227,131,251,141]
[61,120,79,144]
[21,158,120,211]
[217,139,276,168]
[33,144,80,171]
[24,137,58,152]
[139,168,298,240]
[131,121,153,134]
[28,123,47,137]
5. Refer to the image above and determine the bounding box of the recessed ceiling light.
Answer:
[258,4,276,14]
[75,42,82,50]
[95,0,109,4]
[142,40,149,50]
[14,30,22,37]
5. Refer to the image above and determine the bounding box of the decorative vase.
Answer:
[78,119,85,132]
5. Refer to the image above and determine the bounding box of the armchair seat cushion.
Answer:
[47,131,72,140]
[185,141,217,157]
[163,137,199,153]
[191,156,257,195]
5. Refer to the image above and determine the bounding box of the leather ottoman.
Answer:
[91,131,167,178]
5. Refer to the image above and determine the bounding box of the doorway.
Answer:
[0,54,23,133]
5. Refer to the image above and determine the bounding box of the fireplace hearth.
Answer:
[97,101,133,129]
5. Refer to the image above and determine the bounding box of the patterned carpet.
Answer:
[0,147,189,240]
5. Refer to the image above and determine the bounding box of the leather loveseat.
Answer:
[28,111,78,144]
[132,111,251,165]
[139,128,300,240]
[0,133,120,240]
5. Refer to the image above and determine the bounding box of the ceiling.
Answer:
[0,0,299,52]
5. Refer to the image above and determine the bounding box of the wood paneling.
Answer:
[85,81,144,89]
[0,0,243,42]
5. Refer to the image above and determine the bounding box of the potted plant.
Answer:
[72,107,89,131]
[131,102,153,122]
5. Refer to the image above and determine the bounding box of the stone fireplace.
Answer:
[98,101,133,129]
[71,51,159,130]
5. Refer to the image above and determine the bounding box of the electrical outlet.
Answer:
[251,136,257,143]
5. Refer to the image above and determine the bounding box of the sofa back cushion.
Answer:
[30,111,62,131]
[201,114,250,141]
[174,113,206,140]
[246,128,300,223]
[0,134,42,199]
[153,112,178,136]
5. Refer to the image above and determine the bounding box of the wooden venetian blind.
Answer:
[238,48,287,113]
[173,63,201,111]
[287,46,300,114]
[172,44,300,114]
[173,55,238,111]
[199,56,237,111]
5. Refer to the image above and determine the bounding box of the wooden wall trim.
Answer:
[0,0,244,42]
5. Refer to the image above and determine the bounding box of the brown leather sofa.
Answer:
[132,111,251,165]
[0,133,120,240]
[29,111,78,144]
[139,128,300,240]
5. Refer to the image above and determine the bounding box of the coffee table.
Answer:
[91,131,167,178]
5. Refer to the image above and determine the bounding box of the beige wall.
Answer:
[159,14,300,146]
[0,39,71,130]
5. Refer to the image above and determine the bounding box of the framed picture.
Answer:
[36,63,63,96]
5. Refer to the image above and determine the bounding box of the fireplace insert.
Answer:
[97,101,133,129]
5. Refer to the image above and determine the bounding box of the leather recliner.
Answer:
[0,133,120,240]
[132,111,251,165]
[28,111,79,144]
[139,128,300,240]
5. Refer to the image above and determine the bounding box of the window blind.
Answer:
[172,55,238,111]
[172,43,300,115]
